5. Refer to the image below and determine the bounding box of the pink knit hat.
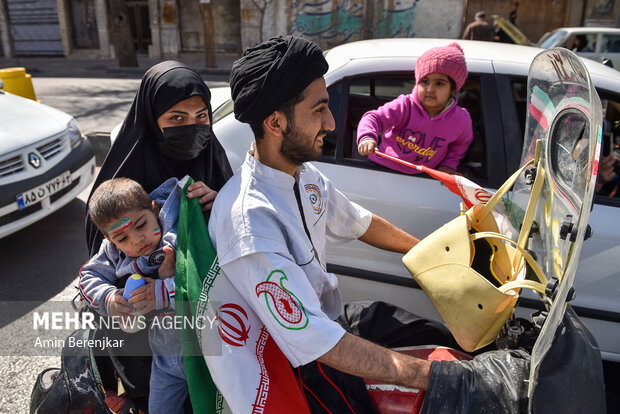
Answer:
[415,42,468,91]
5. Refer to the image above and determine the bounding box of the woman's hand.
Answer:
[158,246,176,279]
[358,140,377,156]
[188,181,217,211]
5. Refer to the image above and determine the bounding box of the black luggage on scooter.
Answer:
[29,328,148,414]
[421,306,606,413]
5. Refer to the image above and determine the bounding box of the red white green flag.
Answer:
[176,177,310,413]
[176,177,223,413]
[374,150,493,209]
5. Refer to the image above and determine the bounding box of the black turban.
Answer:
[230,35,328,124]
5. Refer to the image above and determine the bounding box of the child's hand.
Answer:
[158,246,176,279]
[188,180,217,211]
[358,140,377,156]
[109,290,134,318]
[128,277,156,315]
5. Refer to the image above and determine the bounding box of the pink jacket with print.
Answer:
[356,86,473,173]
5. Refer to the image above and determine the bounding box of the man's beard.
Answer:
[280,122,325,166]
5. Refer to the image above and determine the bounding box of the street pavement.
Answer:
[1,53,233,167]
[0,183,94,414]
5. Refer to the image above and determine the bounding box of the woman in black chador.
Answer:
[85,61,233,255]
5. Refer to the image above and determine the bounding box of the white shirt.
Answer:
[204,150,372,412]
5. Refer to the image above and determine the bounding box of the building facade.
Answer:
[0,0,619,59]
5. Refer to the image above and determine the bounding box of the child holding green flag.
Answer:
[80,176,217,413]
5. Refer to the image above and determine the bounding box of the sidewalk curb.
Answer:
[106,67,231,77]
[0,53,235,79]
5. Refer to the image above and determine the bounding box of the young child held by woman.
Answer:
[357,42,473,175]
[79,176,209,414]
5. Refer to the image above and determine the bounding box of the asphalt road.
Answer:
[0,75,228,413]
[34,77,142,134]
[30,75,229,136]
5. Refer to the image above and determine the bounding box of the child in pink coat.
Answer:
[357,43,473,175]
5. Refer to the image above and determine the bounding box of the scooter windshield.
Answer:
[509,48,602,397]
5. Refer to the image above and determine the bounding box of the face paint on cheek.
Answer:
[153,227,161,236]
[107,217,132,235]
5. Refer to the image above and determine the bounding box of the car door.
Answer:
[577,88,620,361]
[573,32,600,62]
[600,32,620,69]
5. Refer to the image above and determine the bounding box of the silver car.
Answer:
[537,27,620,69]
[0,80,96,239]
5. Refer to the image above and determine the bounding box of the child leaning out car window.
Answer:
[356,42,474,175]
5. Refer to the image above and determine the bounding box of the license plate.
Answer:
[16,171,72,210]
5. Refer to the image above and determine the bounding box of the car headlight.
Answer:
[67,119,84,149]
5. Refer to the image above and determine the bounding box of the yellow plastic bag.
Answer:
[403,160,548,352]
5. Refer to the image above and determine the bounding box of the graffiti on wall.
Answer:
[374,0,419,39]
[290,0,364,46]
[290,0,419,48]
[594,0,615,15]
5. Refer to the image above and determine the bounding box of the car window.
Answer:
[509,78,528,138]
[601,34,620,53]
[458,77,485,179]
[598,91,620,204]
[538,30,567,48]
[344,75,414,160]
[328,72,486,181]
[323,82,343,158]
[350,77,416,99]
[566,33,597,52]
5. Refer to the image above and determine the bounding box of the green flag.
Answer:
[176,177,223,413]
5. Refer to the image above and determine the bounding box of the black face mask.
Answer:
[158,124,212,161]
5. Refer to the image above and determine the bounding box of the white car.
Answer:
[537,27,620,69]
[210,38,620,363]
[0,79,96,239]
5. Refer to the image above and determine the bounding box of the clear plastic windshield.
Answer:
[537,30,567,48]
[509,48,602,399]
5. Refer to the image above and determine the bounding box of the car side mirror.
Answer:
[0,79,4,89]
[600,57,614,68]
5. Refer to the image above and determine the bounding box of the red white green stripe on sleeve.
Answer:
[104,290,115,315]
[77,261,97,307]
